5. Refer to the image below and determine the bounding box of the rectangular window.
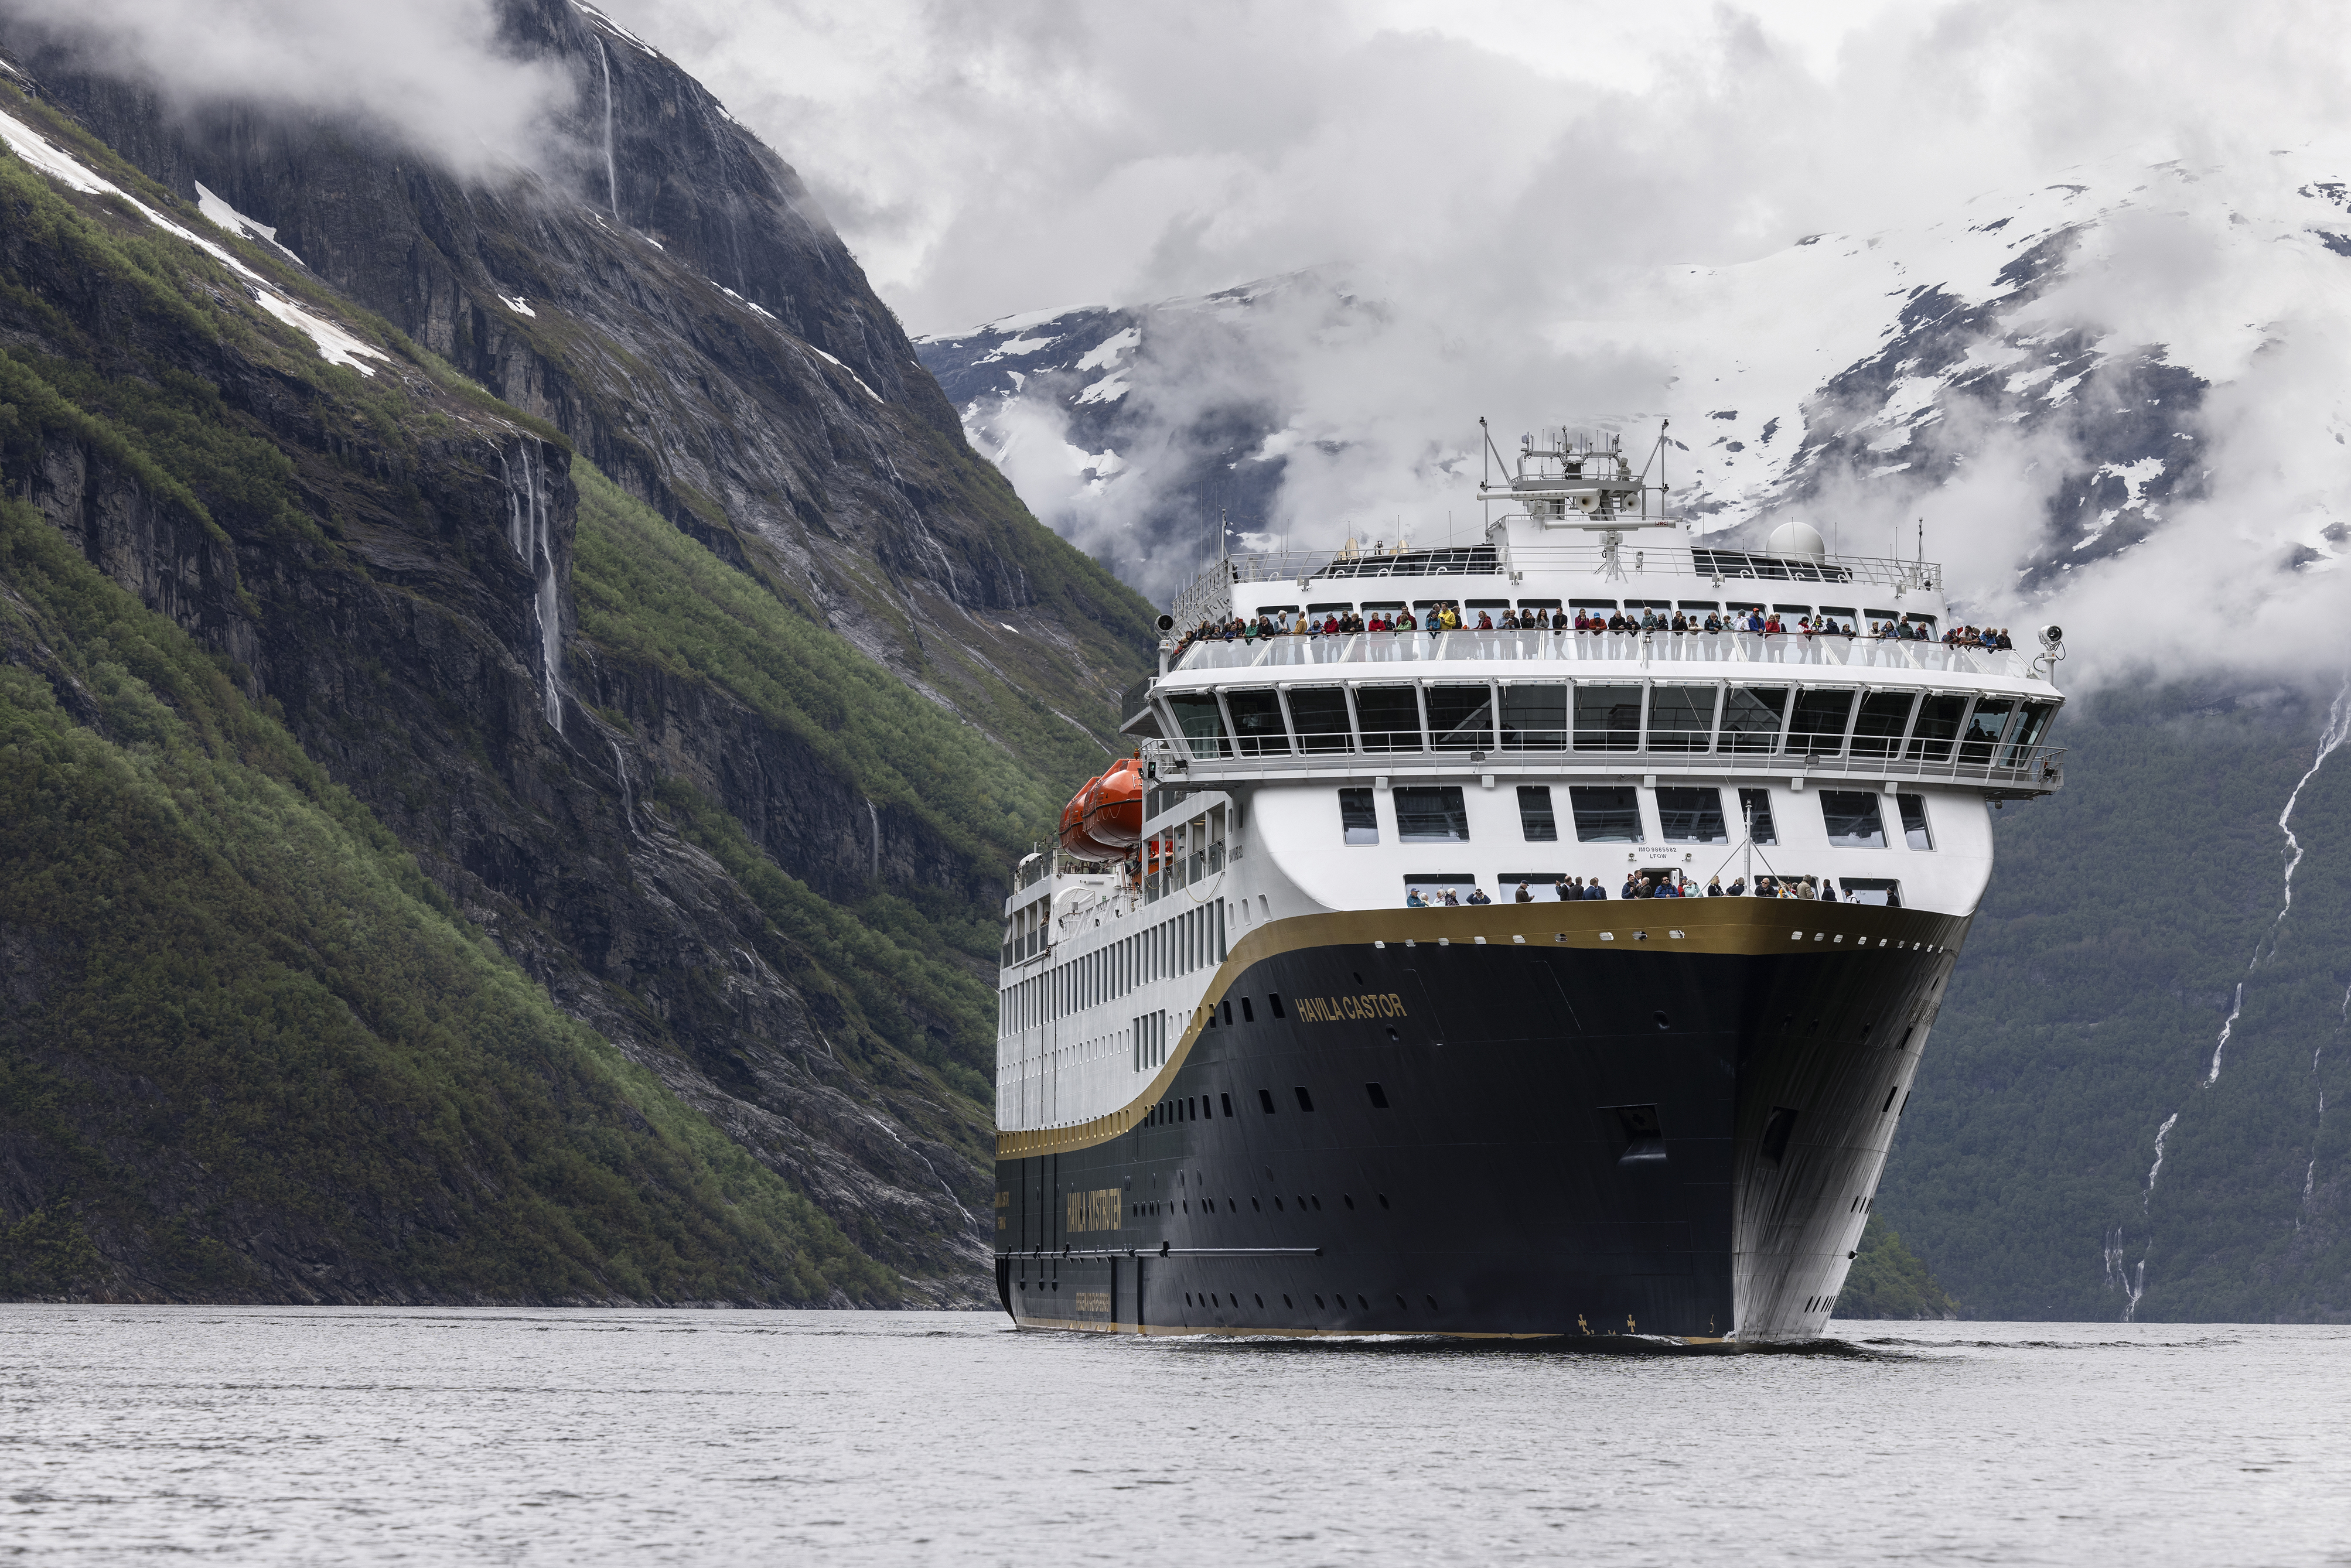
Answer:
[1517,785,1559,841]
[1569,785,1643,843]
[1339,787,1380,845]
[1356,685,1423,752]
[1820,790,1888,848]
[1426,684,1492,751]
[1288,686,1354,753]
[1294,1086,1316,1112]
[1393,785,1469,842]
[1165,693,1230,759]
[1403,874,1479,903]
[1788,688,1857,756]
[1841,877,1903,906]
[1957,698,2014,765]
[1224,688,1291,756]
[1719,686,1789,753]
[1906,694,1968,763]
[1366,1082,1391,1109]
[1574,684,1643,751]
[2003,701,2057,766]
[1647,685,1717,753]
[1849,690,1916,760]
[1500,684,1567,750]
[1656,787,1729,843]
[1896,794,1933,850]
[1258,1088,1278,1113]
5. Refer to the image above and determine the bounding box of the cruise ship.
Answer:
[992,426,2065,1341]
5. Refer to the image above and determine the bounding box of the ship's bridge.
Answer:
[1132,501,2062,800]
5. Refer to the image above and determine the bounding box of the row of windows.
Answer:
[1168,682,2054,765]
[1143,1081,1393,1125]
[1251,596,1932,624]
[1003,902,1226,1034]
[1339,784,1934,849]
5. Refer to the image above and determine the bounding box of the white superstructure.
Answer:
[996,428,2063,1141]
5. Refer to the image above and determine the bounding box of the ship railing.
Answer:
[1180,544,1941,596]
[1170,630,2034,681]
[1139,733,2066,791]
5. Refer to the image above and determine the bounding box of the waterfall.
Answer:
[2144,1110,2179,1204]
[865,798,881,881]
[499,439,564,730]
[2206,983,2243,1085]
[611,739,637,838]
[597,39,619,218]
[2261,679,2351,954]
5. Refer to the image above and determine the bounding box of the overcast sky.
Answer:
[609,0,2350,336]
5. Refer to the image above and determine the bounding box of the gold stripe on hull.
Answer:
[997,896,1964,1159]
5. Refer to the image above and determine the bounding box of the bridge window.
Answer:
[1517,785,1558,841]
[1500,682,1567,750]
[1356,685,1423,752]
[1569,785,1643,843]
[1719,685,1790,753]
[1788,688,1857,757]
[1737,788,1779,845]
[1574,684,1642,751]
[1849,690,1917,760]
[1394,786,1470,842]
[1288,686,1353,753]
[1225,688,1290,756]
[1339,787,1380,845]
[1427,685,1493,751]
[1957,698,2015,765]
[2004,701,2057,766]
[1647,685,1718,753]
[1906,694,1968,762]
[1165,692,1229,759]
[1896,794,1934,850]
[1820,790,1888,848]
[1657,787,1729,843]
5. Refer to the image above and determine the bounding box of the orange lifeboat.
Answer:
[1057,774,1121,862]
[1081,757,1145,852]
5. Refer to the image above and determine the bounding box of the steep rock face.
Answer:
[0,21,1151,1301]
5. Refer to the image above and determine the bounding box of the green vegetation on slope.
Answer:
[0,491,895,1304]
[574,458,1056,1101]
[1876,682,2351,1321]
[1834,1217,1959,1320]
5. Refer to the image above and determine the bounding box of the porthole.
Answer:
[1425,1294,1438,1310]
[1185,1293,1194,1306]
[1352,971,1365,986]
[1653,1010,1670,1030]
[1377,1194,1390,1210]
[1357,1294,1367,1309]
[1274,1197,1284,1211]
[1311,1195,1322,1211]
[1252,1198,1261,1212]
[1284,1294,1294,1308]
[1315,1294,1326,1308]
[1255,1294,1264,1307]
[1386,1026,1400,1041]
[1344,1195,1356,1210]
[1395,1294,1408,1309]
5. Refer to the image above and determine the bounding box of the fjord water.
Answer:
[3,1308,2343,1564]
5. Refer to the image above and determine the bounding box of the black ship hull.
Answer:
[994,899,1963,1342]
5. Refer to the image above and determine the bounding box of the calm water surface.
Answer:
[2,1307,2345,1564]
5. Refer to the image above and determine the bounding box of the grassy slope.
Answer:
[0,496,893,1303]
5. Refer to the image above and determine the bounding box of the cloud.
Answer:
[0,0,576,180]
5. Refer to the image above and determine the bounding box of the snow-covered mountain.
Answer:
[919,151,2351,677]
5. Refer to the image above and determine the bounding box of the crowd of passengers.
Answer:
[1405,872,1862,906]
[1175,607,2015,654]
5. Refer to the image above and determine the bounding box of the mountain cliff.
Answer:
[0,3,1155,1304]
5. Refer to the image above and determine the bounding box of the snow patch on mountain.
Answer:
[0,108,385,375]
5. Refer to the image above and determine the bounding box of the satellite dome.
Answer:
[1766,520,1828,559]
